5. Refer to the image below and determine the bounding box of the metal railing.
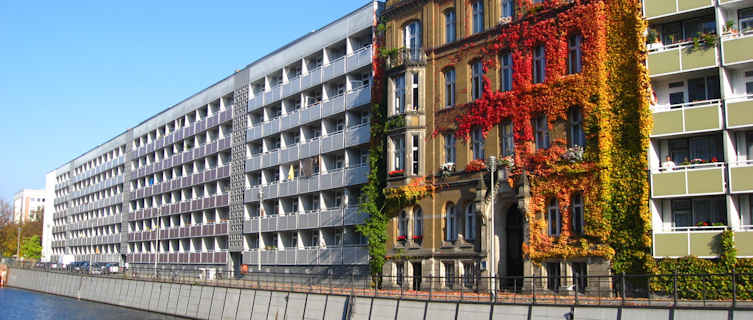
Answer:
[8,261,753,309]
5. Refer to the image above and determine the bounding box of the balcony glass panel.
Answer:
[651,101,721,136]
[722,33,753,65]
[730,163,753,193]
[647,44,717,76]
[726,97,753,129]
[652,164,726,197]
[644,0,713,19]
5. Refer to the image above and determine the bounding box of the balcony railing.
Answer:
[650,99,721,137]
[725,95,753,129]
[387,47,425,69]
[651,163,726,198]
[654,229,753,258]
[647,41,718,77]
[721,32,753,65]
[729,160,753,193]
[643,0,713,20]
[239,245,367,266]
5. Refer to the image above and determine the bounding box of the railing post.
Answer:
[621,272,627,305]
[574,273,578,306]
[532,276,536,305]
[672,272,678,307]
[732,268,737,309]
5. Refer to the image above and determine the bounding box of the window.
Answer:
[572,263,587,293]
[412,134,420,175]
[445,68,456,107]
[394,74,405,114]
[661,16,716,45]
[405,21,422,60]
[533,45,546,84]
[501,120,515,156]
[472,1,484,34]
[463,262,475,289]
[393,135,405,171]
[568,107,584,147]
[444,262,456,289]
[571,193,584,235]
[671,197,726,228]
[500,52,513,91]
[502,0,515,19]
[465,203,477,240]
[396,262,405,286]
[471,127,485,160]
[471,60,484,100]
[534,115,550,150]
[412,72,419,111]
[398,210,408,238]
[444,133,456,163]
[546,263,561,292]
[687,76,720,103]
[445,9,456,43]
[413,206,423,238]
[445,203,457,241]
[567,34,582,74]
[668,135,722,164]
[547,198,561,236]
[741,8,753,33]
[744,71,753,95]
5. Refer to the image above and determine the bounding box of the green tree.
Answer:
[21,235,42,260]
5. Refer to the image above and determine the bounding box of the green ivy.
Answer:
[384,115,406,131]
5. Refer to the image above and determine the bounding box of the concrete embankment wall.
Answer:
[7,268,753,320]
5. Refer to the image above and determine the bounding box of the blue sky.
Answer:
[0,0,372,202]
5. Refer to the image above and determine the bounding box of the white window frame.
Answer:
[394,74,406,115]
[392,135,405,171]
[405,20,422,60]
[412,134,420,175]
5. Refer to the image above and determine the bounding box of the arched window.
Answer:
[471,60,484,100]
[568,106,584,147]
[471,127,485,160]
[398,210,409,239]
[413,206,423,238]
[445,9,456,43]
[568,34,583,74]
[472,1,484,34]
[465,203,477,240]
[444,67,456,108]
[571,193,584,235]
[404,20,422,60]
[445,203,457,241]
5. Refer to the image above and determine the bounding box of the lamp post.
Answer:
[487,156,497,299]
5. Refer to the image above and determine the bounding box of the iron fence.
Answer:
[7,261,753,309]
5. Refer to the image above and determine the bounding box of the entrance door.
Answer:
[504,205,524,290]
[412,261,422,291]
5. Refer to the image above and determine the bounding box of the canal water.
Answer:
[0,287,186,319]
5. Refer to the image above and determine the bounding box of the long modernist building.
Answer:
[44,1,381,275]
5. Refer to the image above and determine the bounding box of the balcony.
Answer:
[283,77,301,98]
[298,211,320,229]
[301,67,322,91]
[280,112,301,131]
[264,85,282,105]
[323,57,346,82]
[643,0,713,19]
[248,96,263,112]
[321,132,345,153]
[246,126,262,142]
[647,42,718,77]
[261,118,281,138]
[651,163,726,198]
[725,97,753,129]
[346,85,371,110]
[262,150,280,168]
[320,169,345,190]
[347,46,373,73]
[344,207,369,225]
[301,103,322,124]
[245,156,262,172]
[319,209,344,227]
[345,124,370,147]
[729,161,753,193]
[651,100,722,137]
[280,145,298,163]
[654,230,753,258]
[387,47,425,70]
[722,33,753,66]
[322,94,346,118]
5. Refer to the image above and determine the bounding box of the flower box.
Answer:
[388,169,405,177]
[397,235,407,241]
[465,159,487,173]
[412,235,423,241]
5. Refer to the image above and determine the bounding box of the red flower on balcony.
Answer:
[465,159,487,173]
[397,235,407,241]
[412,235,423,241]
[711,157,718,163]
[388,169,405,177]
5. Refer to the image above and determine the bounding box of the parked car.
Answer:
[91,263,119,274]
[71,261,90,273]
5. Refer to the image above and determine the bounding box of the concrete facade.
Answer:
[13,188,45,223]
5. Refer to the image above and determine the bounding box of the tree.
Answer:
[21,235,42,260]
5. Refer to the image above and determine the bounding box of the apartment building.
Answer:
[380,0,648,294]
[645,0,753,258]
[13,189,45,223]
[44,1,381,274]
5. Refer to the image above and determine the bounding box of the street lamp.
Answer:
[17,226,22,260]
[486,156,497,299]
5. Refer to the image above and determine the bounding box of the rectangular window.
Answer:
[568,34,582,74]
[396,262,404,286]
[393,136,405,171]
[502,0,515,19]
[687,76,720,103]
[412,134,420,175]
[500,52,513,91]
[472,1,484,34]
[472,61,484,100]
[534,115,550,150]
[445,262,456,289]
[412,72,419,111]
[472,128,485,160]
[547,198,561,236]
[745,71,753,95]
[569,107,584,147]
[668,135,722,164]
[546,263,561,292]
[501,120,515,156]
[671,197,727,228]
[572,263,588,293]
[741,8,753,32]
[571,193,584,235]
[394,74,405,114]
[445,68,456,107]
[445,10,456,43]
[533,45,546,84]
[669,92,685,106]
[444,133,456,163]
[463,262,475,289]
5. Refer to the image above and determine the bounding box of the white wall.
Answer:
[42,171,56,262]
